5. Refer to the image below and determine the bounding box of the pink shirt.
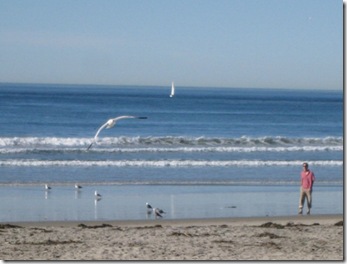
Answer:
[301,170,315,189]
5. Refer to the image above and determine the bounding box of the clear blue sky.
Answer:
[0,0,343,90]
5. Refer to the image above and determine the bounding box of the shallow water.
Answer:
[0,184,342,222]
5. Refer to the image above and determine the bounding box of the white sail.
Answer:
[170,82,175,97]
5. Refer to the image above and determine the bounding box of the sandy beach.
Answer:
[0,214,343,261]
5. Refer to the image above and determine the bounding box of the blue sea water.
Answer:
[0,83,343,222]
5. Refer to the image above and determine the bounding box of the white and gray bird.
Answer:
[87,115,147,150]
[94,190,102,200]
[75,184,82,189]
[153,208,165,218]
[45,184,51,190]
[146,202,166,218]
[146,202,153,214]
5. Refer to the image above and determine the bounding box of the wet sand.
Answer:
[0,214,343,260]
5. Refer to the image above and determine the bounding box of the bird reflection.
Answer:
[44,184,51,200]
[44,190,51,200]
[74,190,82,199]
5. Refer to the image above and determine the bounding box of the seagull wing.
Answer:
[112,115,147,122]
[111,115,136,123]
[94,122,109,140]
[114,115,135,119]
[87,116,147,151]
[87,121,108,150]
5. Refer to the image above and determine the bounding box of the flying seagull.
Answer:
[87,115,147,150]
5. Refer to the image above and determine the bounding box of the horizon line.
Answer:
[0,81,342,92]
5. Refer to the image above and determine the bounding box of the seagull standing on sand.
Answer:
[87,115,147,150]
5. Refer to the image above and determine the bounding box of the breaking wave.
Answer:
[0,159,342,167]
[0,136,342,153]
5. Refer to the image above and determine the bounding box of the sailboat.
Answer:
[170,82,175,97]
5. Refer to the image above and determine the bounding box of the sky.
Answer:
[0,0,343,90]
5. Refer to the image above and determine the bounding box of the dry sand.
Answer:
[0,214,343,260]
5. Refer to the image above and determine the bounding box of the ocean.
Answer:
[0,83,343,222]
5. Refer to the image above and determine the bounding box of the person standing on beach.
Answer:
[298,162,315,215]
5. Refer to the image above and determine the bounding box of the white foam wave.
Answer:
[0,137,87,147]
[0,136,342,154]
[0,136,342,148]
[0,145,342,154]
[0,159,342,167]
